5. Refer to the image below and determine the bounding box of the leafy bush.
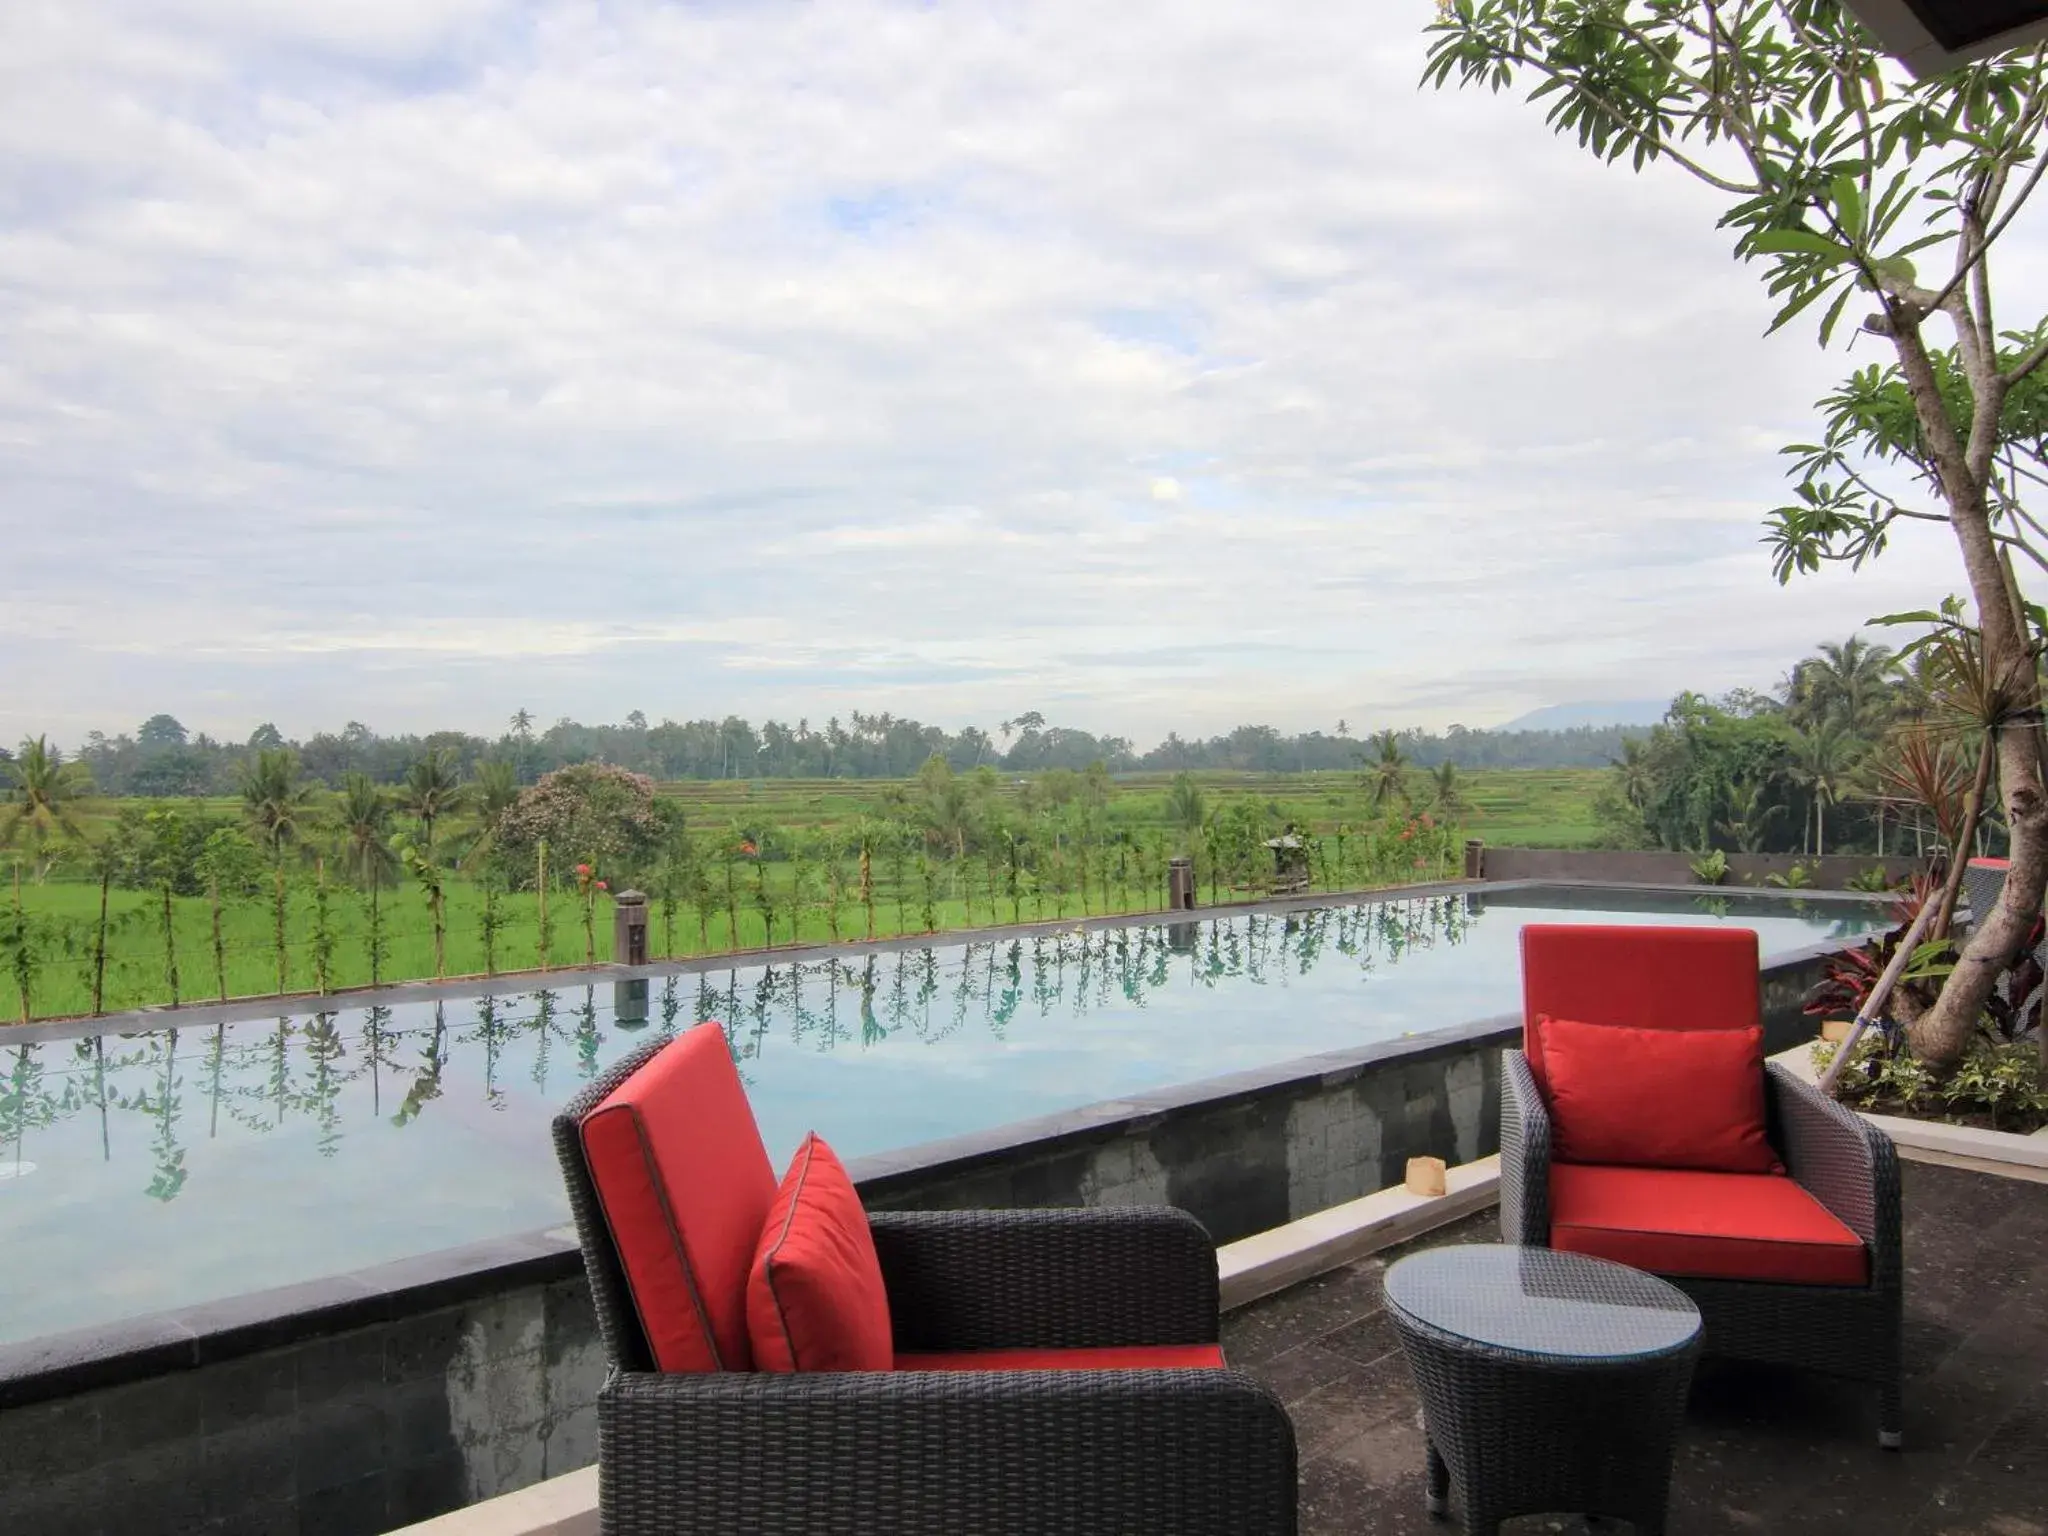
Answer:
[1689,849,1729,885]
[1846,866,1897,893]
[1814,1033,2047,1133]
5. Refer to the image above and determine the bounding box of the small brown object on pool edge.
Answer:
[1405,1156,1447,1198]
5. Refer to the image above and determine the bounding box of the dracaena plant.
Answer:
[1426,2,2048,1071]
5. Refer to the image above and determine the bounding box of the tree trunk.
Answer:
[1892,317,2048,1070]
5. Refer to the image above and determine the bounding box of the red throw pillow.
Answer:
[748,1134,894,1372]
[1535,1015,1783,1175]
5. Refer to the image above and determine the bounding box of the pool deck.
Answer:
[1227,1158,2048,1535]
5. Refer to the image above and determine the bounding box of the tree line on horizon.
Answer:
[1598,630,2009,862]
[3,708,1645,798]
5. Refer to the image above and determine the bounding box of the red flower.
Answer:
[1420,813,1434,829]
[575,863,592,876]
[739,840,757,855]
[1399,828,1413,841]
[596,880,609,892]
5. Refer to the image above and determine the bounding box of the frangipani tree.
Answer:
[1426,2,2048,1070]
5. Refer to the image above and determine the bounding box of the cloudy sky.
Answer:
[3,0,2038,750]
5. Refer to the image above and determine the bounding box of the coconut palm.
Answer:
[1363,730,1411,810]
[456,759,522,871]
[1,736,92,879]
[334,773,397,887]
[399,747,467,855]
[1428,760,1468,819]
[1609,738,1655,814]
[473,759,520,823]
[1716,776,1781,854]
[1165,772,1206,838]
[239,749,314,857]
[1788,636,1898,734]
[1788,724,1857,857]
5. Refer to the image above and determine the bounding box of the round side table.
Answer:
[1384,1244,1702,1536]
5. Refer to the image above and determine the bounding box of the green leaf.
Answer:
[1819,284,1856,346]
[1768,280,1833,334]
[1831,174,1866,241]
[1868,609,1950,627]
[1749,228,1854,260]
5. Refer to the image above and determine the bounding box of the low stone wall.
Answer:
[0,939,1856,1536]
[1476,846,1925,890]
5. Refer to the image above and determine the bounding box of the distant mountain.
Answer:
[1496,700,1666,732]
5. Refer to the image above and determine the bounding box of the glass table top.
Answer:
[1384,1244,1701,1361]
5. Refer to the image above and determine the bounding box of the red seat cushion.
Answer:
[897,1344,1226,1372]
[579,1023,777,1373]
[1550,1163,1868,1287]
[1521,925,1761,1096]
[1536,1015,1782,1175]
[748,1134,895,1372]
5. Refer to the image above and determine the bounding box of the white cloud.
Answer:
[0,0,2040,747]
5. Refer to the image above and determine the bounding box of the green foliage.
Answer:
[494,764,663,886]
[1816,1033,2048,1133]
[310,862,336,995]
[398,748,467,854]
[1,736,92,876]
[1765,861,1817,889]
[238,749,313,856]
[1690,849,1730,885]
[396,840,448,979]
[1847,866,1897,892]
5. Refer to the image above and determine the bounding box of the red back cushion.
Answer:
[1536,1015,1782,1174]
[748,1134,895,1373]
[579,1022,777,1373]
[1520,924,1761,1094]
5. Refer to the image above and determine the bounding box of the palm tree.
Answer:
[1789,636,1898,734]
[1609,737,1655,814]
[472,758,520,824]
[1165,772,1206,839]
[239,749,314,857]
[1428,761,1468,819]
[1,736,92,879]
[1716,775,1781,853]
[1788,724,1857,856]
[334,773,397,887]
[1364,730,1411,810]
[399,748,467,855]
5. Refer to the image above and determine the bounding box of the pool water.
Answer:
[0,888,1876,1345]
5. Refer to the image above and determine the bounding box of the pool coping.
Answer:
[0,886,1882,1410]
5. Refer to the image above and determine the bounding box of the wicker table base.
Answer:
[1385,1245,1703,1536]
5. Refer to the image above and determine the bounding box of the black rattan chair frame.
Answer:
[553,1037,1298,1534]
[1500,1049,1904,1447]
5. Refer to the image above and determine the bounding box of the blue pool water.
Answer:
[0,888,1877,1345]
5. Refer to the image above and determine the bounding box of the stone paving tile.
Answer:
[1232,1160,2048,1536]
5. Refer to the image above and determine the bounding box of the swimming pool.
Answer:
[0,886,1877,1345]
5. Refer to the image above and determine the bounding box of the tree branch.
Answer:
[2006,331,2048,389]
[1922,80,2048,316]
[1448,37,1762,195]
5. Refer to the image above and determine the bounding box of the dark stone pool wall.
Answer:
[0,938,1855,1536]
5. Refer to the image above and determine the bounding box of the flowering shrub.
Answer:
[493,764,663,885]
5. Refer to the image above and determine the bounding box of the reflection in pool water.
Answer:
[0,889,1875,1344]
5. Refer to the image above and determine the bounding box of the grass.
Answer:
[2,767,1610,1022]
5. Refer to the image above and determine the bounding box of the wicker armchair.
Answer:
[1502,925,1903,1448]
[554,1030,1298,1535]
